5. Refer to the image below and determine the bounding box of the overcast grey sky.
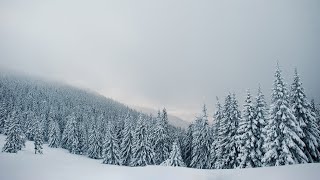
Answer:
[1,0,319,121]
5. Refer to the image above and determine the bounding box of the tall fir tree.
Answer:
[33,118,43,154]
[190,104,210,169]
[209,97,223,169]
[87,120,103,159]
[254,86,268,157]
[2,111,25,153]
[131,115,154,166]
[161,139,186,167]
[48,119,61,148]
[236,90,262,168]
[61,113,79,154]
[153,109,170,164]
[77,120,87,155]
[24,111,36,141]
[120,114,134,166]
[290,68,320,162]
[182,123,193,167]
[221,94,241,169]
[103,121,121,165]
[262,64,308,166]
[0,101,8,134]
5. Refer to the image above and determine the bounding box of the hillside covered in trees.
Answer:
[0,64,320,169]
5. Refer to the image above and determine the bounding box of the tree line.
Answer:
[0,64,319,169]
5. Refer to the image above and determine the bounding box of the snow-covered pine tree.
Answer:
[254,86,268,159]
[33,117,43,154]
[61,112,79,154]
[130,115,154,166]
[221,94,241,169]
[2,111,25,153]
[211,97,224,169]
[262,64,308,166]
[87,120,103,159]
[77,120,87,155]
[236,90,262,168]
[0,101,8,134]
[103,121,121,165]
[190,104,210,169]
[153,108,170,165]
[182,123,193,167]
[48,119,61,148]
[24,110,36,140]
[290,68,320,162]
[120,114,134,166]
[161,139,185,167]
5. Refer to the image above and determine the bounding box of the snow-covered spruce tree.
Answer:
[161,139,186,167]
[33,118,43,154]
[87,120,103,159]
[153,108,170,165]
[236,90,262,168]
[48,119,61,148]
[61,112,79,154]
[0,101,8,134]
[2,111,25,153]
[216,95,232,169]
[103,121,121,165]
[254,86,268,157]
[131,115,154,166]
[290,68,320,162]
[262,64,308,166]
[120,114,134,166]
[182,123,193,167]
[221,94,241,169]
[190,104,210,169]
[24,110,37,140]
[77,120,87,155]
[211,97,224,169]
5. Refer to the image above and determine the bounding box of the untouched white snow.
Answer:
[0,135,319,180]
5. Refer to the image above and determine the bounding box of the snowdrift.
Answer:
[0,135,319,180]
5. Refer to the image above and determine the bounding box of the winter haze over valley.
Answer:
[1,0,320,180]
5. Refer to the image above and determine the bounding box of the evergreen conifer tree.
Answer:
[190,105,210,169]
[290,68,320,162]
[48,119,61,148]
[131,115,154,166]
[221,94,241,168]
[209,97,223,169]
[161,139,185,167]
[262,64,308,166]
[254,86,268,156]
[103,121,121,165]
[87,121,103,159]
[34,118,43,154]
[153,108,170,165]
[2,111,25,153]
[120,114,134,166]
[236,90,262,168]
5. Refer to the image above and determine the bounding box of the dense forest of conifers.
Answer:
[0,64,320,169]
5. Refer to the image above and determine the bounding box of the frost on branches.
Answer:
[236,90,262,168]
[262,65,308,166]
[161,139,185,167]
[290,69,320,162]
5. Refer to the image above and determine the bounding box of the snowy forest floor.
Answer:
[0,135,319,180]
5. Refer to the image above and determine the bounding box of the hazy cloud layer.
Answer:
[1,0,319,121]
